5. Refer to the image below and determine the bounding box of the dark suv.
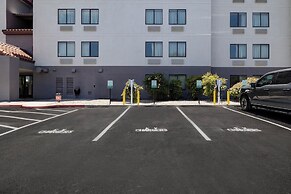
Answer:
[240,68,291,112]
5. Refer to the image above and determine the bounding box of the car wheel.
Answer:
[240,96,251,111]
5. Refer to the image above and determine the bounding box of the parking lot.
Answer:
[0,106,290,194]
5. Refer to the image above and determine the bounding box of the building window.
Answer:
[253,12,269,27]
[169,42,186,57]
[169,74,186,89]
[230,75,247,87]
[81,42,99,57]
[169,9,186,25]
[230,12,247,27]
[58,42,75,57]
[145,42,163,57]
[58,9,75,24]
[145,9,163,25]
[81,9,99,24]
[253,44,269,59]
[230,44,247,59]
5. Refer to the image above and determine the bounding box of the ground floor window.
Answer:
[230,75,247,87]
[169,74,186,89]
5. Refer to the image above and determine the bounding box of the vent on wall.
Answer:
[56,77,64,94]
[66,77,74,95]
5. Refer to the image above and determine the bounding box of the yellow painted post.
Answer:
[213,90,216,105]
[137,90,140,105]
[122,89,126,105]
[227,90,230,105]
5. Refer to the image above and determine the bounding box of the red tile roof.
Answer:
[2,29,33,35]
[0,42,33,61]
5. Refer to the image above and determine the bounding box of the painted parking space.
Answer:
[0,106,290,193]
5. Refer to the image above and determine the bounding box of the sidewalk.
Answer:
[0,99,240,108]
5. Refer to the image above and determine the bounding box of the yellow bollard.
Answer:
[122,89,126,105]
[227,90,230,105]
[137,90,140,105]
[213,90,216,105]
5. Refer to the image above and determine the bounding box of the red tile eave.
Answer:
[2,29,33,35]
[0,42,33,62]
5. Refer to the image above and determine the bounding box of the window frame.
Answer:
[169,9,186,25]
[145,9,163,25]
[253,44,270,59]
[253,12,269,27]
[58,41,75,57]
[58,9,75,24]
[169,42,187,57]
[145,41,163,57]
[230,12,247,28]
[230,44,247,59]
[81,41,99,57]
[81,9,99,25]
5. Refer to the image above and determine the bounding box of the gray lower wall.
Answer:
[0,56,19,101]
[33,66,211,100]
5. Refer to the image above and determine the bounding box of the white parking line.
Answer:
[176,107,212,141]
[223,106,291,132]
[0,110,57,116]
[0,115,40,122]
[0,124,17,130]
[0,109,78,137]
[92,107,131,142]
[36,108,68,113]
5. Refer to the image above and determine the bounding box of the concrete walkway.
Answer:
[0,99,240,108]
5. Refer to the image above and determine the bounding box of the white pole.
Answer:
[130,79,134,104]
[217,79,221,105]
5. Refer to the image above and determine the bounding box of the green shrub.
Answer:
[169,80,183,100]
[143,73,169,101]
[186,75,202,100]
[202,72,227,99]
[229,77,259,99]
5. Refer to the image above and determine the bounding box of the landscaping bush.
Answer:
[169,79,183,100]
[229,77,259,99]
[143,73,169,101]
[186,75,202,100]
[202,72,227,99]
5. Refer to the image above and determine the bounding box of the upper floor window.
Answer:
[145,42,163,57]
[230,12,247,27]
[169,42,186,57]
[169,9,186,25]
[230,44,247,59]
[81,9,99,24]
[58,41,75,57]
[253,44,269,59]
[253,12,269,27]
[58,9,75,24]
[81,42,99,57]
[145,9,163,25]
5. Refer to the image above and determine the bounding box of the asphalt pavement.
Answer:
[0,106,290,194]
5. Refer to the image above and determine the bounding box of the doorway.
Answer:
[19,75,33,98]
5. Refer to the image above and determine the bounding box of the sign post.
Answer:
[107,80,114,104]
[151,80,158,104]
[129,79,134,105]
[196,80,202,104]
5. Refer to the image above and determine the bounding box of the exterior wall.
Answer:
[0,56,19,101]
[33,0,211,67]
[6,34,33,54]
[0,0,6,42]
[211,0,291,68]
[34,66,210,100]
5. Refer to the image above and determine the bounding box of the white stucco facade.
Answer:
[33,0,212,67]
[0,0,6,42]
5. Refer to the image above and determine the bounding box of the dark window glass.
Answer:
[146,9,163,25]
[230,12,247,27]
[58,9,75,24]
[275,71,291,84]
[169,9,186,25]
[230,75,247,87]
[256,73,275,87]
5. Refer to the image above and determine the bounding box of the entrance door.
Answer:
[19,75,33,98]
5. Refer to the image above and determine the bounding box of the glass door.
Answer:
[19,75,33,98]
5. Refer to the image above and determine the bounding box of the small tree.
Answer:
[229,77,259,99]
[143,73,169,101]
[202,72,227,99]
[186,75,202,100]
[169,79,183,100]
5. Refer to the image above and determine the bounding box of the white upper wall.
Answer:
[33,0,212,67]
[0,0,6,42]
[211,0,291,68]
